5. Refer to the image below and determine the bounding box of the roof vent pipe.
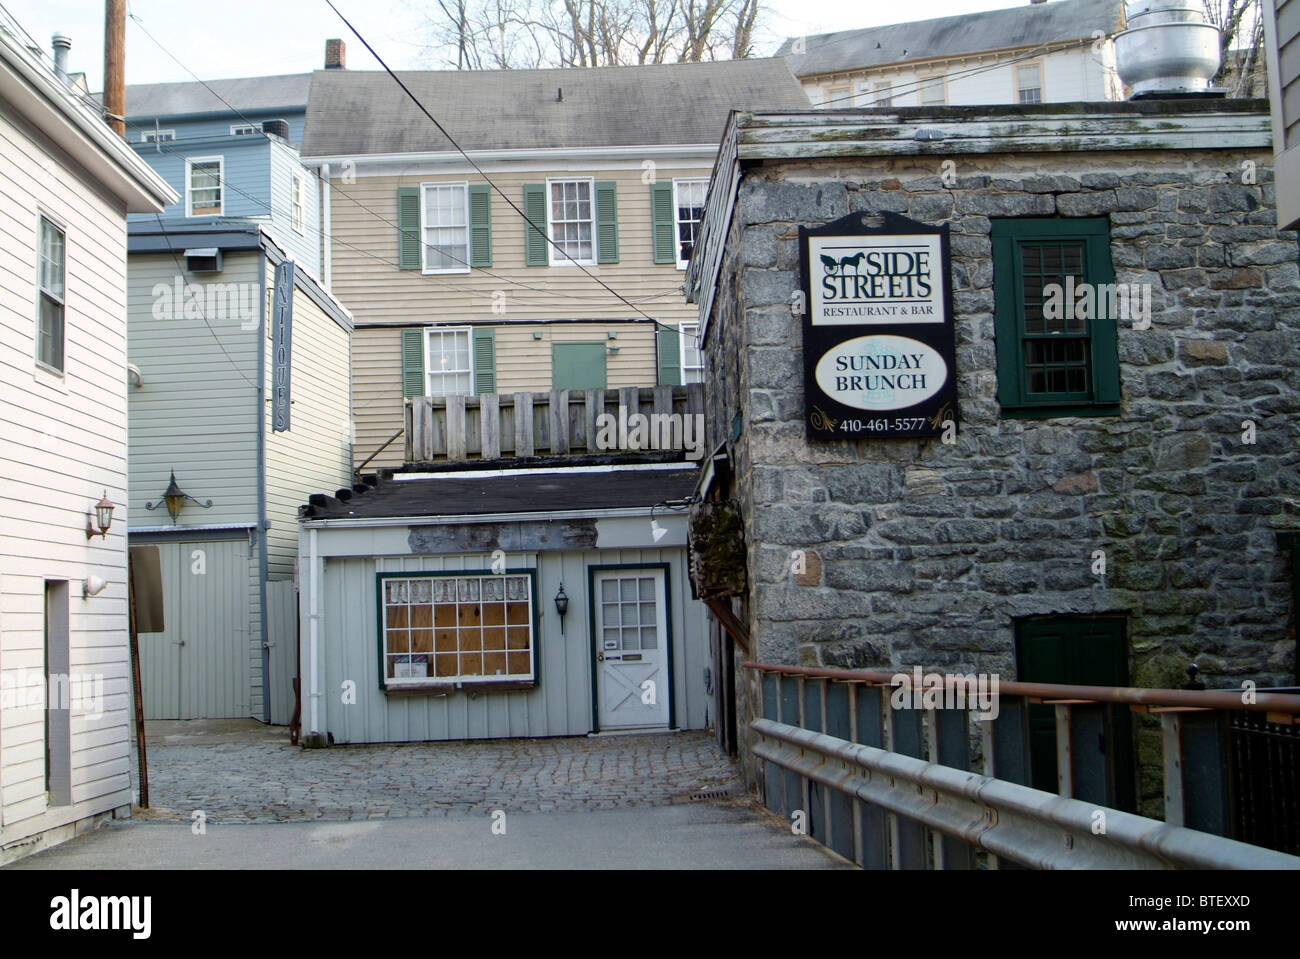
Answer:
[1114,0,1223,99]
[52,33,71,80]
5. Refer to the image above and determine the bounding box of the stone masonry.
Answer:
[702,146,1299,807]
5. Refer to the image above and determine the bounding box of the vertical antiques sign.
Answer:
[271,258,294,432]
[799,212,957,440]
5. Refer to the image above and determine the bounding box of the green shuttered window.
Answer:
[398,187,422,270]
[401,328,425,397]
[991,217,1121,418]
[469,184,492,267]
[524,183,548,266]
[473,328,496,394]
[655,326,681,386]
[650,182,676,265]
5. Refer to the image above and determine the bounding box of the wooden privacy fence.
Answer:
[405,385,705,463]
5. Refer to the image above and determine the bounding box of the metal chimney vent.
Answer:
[1114,0,1223,99]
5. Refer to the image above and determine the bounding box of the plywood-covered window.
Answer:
[381,574,535,686]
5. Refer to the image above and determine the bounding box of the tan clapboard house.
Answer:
[301,59,810,469]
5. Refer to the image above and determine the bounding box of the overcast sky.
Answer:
[8,0,1025,86]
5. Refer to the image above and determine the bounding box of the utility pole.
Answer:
[103,0,125,137]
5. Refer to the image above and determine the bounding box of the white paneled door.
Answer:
[594,569,670,730]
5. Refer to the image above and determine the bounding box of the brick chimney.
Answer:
[325,38,346,69]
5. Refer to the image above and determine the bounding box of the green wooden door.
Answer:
[551,342,607,390]
[1016,616,1135,812]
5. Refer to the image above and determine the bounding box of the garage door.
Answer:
[138,539,251,720]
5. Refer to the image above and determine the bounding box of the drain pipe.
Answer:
[306,526,323,743]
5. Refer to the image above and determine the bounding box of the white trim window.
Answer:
[37,215,66,373]
[382,574,535,686]
[919,74,947,106]
[1017,62,1044,104]
[679,321,703,384]
[185,156,224,216]
[824,83,851,106]
[231,122,263,136]
[547,178,595,265]
[291,172,305,234]
[140,129,174,143]
[874,82,894,107]
[673,178,708,270]
[425,326,473,396]
[421,181,470,273]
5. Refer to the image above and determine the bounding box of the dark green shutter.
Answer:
[472,328,496,394]
[469,185,492,267]
[401,328,425,397]
[595,182,618,264]
[1086,225,1121,404]
[990,223,1022,409]
[398,187,421,270]
[523,183,548,266]
[650,182,676,264]
[656,326,681,386]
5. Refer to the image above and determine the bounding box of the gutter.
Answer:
[299,506,688,529]
[256,249,271,724]
[308,527,320,737]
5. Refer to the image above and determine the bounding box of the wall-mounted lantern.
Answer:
[83,575,108,598]
[146,471,213,525]
[554,583,569,634]
[85,491,115,540]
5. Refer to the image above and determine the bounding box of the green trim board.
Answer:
[586,562,676,733]
[990,217,1121,417]
[373,567,541,693]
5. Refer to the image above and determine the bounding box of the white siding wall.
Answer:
[0,107,134,847]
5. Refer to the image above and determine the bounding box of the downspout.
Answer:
[256,248,272,723]
[308,526,320,736]
[319,163,332,289]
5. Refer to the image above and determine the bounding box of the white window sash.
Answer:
[672,179,708,271]
[424,326,474,397]
[546,177,595,266]
[420,181,471,274]
[186,156,224,216]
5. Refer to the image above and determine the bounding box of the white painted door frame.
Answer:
[592,566,671,731]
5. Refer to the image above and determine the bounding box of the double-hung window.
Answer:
[425,327,473,396]
[991,217,1121,417]
[679,322,703,384]
[548,178,595,265]
[140,129,174,143]
[1017,63,1043,104]
[186,156,223,216]
[421,182,470,273]
[37,216,65,373]
[919,74,947,105]
[381,573,536,686]
[874,83,894,107]
[290,173,305,234]
[231,122,263,136]
[673,179,708,270]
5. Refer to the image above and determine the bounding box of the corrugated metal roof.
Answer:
[123,73,312,119]
[776,0,1127,77]
[301,58,811,157]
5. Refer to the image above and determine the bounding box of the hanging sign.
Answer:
[799,212,958,440]
[271,258,294,432]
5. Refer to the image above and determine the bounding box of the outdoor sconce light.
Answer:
[83,575,108,598]
[146,470,213,525]
[554,583,569,634]
[85,491,115,540]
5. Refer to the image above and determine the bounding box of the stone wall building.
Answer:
[685,102,1299,810]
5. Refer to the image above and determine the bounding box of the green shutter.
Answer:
[595,182,618,264]
[650,182,676,264]
[401,328,425,397]
[398,187,422,270]
[472,327,496,394]
[990,223,1023,410]
[469,184,492,267]
[523,183,548,266]
[551,343,607,390]
[1086,225,1121,404]
[656,326,682,386]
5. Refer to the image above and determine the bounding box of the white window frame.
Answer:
[545,176,596,267]
[672,178,708,271]
[140,129,175,143]
[291,172,305,234]
[874,82,894,107]
[1016,61,1044,104]
[36,213,66,376]
[185,155,224,217]
[419,181,471,275]
[824,83,852,106]
[380,573,536,688]
[679,321,703,384]
[918,73,947,106]
[424,326,474,397]
[230,122,263,136]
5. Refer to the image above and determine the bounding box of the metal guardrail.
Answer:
[744,663,1300,870]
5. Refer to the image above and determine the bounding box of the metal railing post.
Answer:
[885,694,927,869]
[824,680,856,862]
[854,683,889,869]
[930,706,975,869]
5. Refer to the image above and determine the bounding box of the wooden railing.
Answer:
[404,385,705,463]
